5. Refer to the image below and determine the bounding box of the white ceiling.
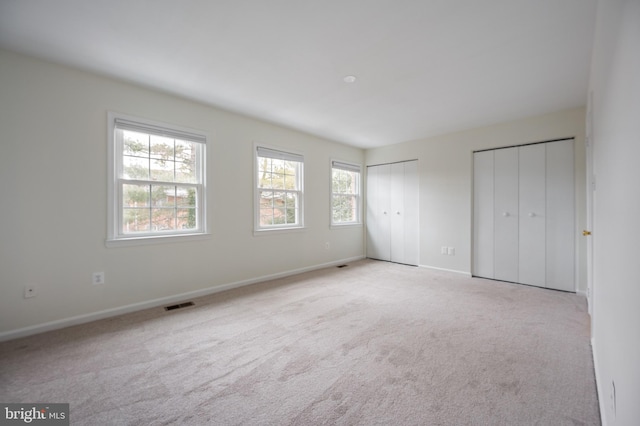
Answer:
[0,0,597,149]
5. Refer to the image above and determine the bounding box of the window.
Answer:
[331,160,361,225]
[255,146,304,231]
[107,113,207,245]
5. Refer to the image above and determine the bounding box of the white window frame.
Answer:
[254,144,305,233]
[107,112,208,247]
[330,159,362,227]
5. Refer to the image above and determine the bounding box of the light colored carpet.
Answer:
[0,259,600,425]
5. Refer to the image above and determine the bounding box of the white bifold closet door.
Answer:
[366,164,391,261]
[367,160,419,266]
[518,143,546,287]
[473,139,575,291]
[494,147,519,283]
[545,140,575,291]
[472,151,494,279]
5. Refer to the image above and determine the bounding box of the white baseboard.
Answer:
[419,264,472,276]
[591,337,607,426]
[0,256,365,342]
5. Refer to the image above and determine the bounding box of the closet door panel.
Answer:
[401,160,419,266]
[519,144,546,287]
[390,162,406,263]
[366,164,391,261]
[473,151,494,278]
[546,140,575,291]
[493,148,519,282]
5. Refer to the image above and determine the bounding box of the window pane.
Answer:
[285,192,297,207]
[260,212,274,226]
[122,130,149,157]
[175,139,197,183]
[123,184,150,207]
[332,169,356,194]
[259,172,272,189]
[284,161,298,173]
[332,194,356,223]
[285,193,298,224]
[283,172,297,190]
[177,208,197,230]
[176,187,196,207]
[150,157,175,182]
[272,172,286,189]
[150,135,174,159]
[332,204,341,222]
[273,191,286,208]
[271,158,285,172]
[260,190,274,206]
[122,183,152,233]
[123,155,149,180]
[258,157,270,177]
[151,185,176,207]
[258,157,301,191]
[152,208,176,231]
[123,208,150,233]
[273,207,286,224]
[285,207,297,224]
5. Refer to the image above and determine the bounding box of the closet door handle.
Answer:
[528,212,536,217]
[383,211,387,215]
[396,211,401,215]
[502,212,510,217]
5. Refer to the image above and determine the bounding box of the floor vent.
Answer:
[336,264,348,268]
[164,301,195,311]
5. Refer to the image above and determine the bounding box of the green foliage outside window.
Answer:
[258,157,300,227]
[332,168,358,223]
[121,130,198,233]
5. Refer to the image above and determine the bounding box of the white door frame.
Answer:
[585,92,595,325]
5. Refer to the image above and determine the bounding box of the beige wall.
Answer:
[0,50,365,338]
[366,107,588,294]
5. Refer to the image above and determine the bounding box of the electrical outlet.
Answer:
[448,247,456,256]
[24,285,37,298]
[325,242,330,250]
[441,246,447,255]
[92,272,105,285]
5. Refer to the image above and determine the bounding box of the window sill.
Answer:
[330,222,362,229]
[105,232,211,248]
[253,226,306,237]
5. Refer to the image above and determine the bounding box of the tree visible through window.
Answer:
[256,146,303,230]
[108,114,206,243]
[331,161,361,225]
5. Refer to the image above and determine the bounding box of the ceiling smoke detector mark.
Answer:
[92,272,105,285]
[164,301,195,311]
[343,75,357,83]
[24,285,37,299]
